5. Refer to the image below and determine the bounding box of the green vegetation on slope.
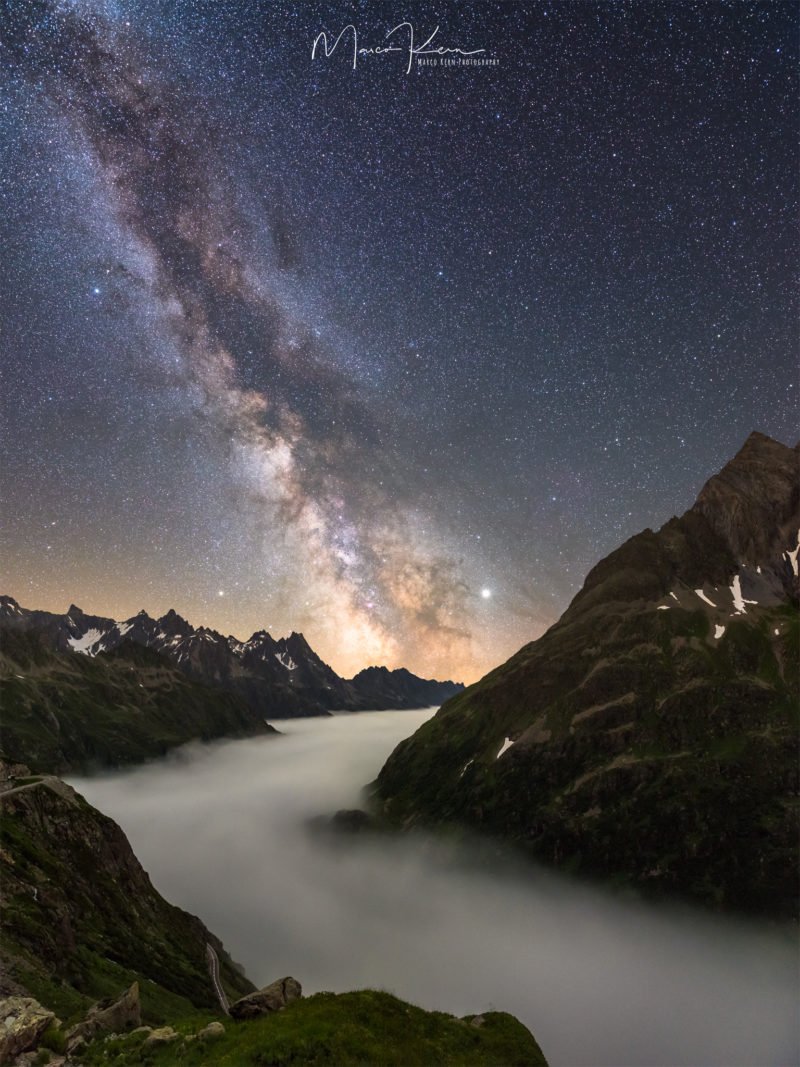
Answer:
[374,501,800,920]
[0,630,274,774]
[0,769,549,1066]
[80,990,547,1066]
[0,769,253,1026]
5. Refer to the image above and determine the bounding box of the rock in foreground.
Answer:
[78,989,548,1066]
[0,997,57,1064]
[229,977,302,1019]
[66,982,141,1048]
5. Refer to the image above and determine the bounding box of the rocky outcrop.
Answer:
[693,432,799,583]
[197,1020,225,1039]
[373,433,800,918]
[0,996,57,1064]
[66,983,140,1047]
[229,978,302,1020]
[143,1026,180,1047]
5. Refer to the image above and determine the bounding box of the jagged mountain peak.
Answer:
[693,431,795,502]
[285,631,311,647]
[0,595,464,715]
[373,433,799,918]
[280,632,323,662]
[245,628,277,643]
[157,608,193,636]
[739,428,783,449]
[691,431,798,573]
[566,431,799,622]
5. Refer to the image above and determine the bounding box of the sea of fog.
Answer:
[70,709,799,1067]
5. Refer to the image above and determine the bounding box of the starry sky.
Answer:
[1,1,797,682]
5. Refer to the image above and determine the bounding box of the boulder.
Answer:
[66,983,140,1047]
[0,996,58,1064]
[197,1021,225,1039]
[65,1035,85,1057]
[229,978,302,1020]
[143,1026,180,1047]
[11,1054,66,1067]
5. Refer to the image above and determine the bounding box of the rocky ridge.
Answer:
[0,599,463,721]
[372,433,800,918]
[0,630,276,774]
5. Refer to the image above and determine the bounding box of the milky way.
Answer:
[1,1,797,680]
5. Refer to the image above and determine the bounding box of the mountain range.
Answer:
[372,432,799,919]
[0,595,460,725]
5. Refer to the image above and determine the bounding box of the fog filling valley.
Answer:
[71,710,798,1067]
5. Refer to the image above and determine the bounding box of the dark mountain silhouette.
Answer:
[372,433,799,919]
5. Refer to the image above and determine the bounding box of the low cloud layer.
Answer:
[72,712,798,1067]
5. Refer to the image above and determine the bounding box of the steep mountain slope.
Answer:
[0,764,548,1065]
[0,599,463,719]
[0,760,253,1024]
[373,433,799,918]
[0,630,275,774]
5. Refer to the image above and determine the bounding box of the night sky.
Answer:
[1,1,797,682]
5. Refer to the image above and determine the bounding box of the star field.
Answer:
[1,1,797,681]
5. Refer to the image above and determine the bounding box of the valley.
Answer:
[68,711,799,1067]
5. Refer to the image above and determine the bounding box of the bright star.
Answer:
[481,588,492,599]
[217,590,225,597]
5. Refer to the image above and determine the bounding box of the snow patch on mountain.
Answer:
[694,589,716,607]
[68,629,104,655]
[786,528,800,577]
[731,575,758,614]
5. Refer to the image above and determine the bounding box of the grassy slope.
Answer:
[0,630,273,774]
[82,990,547,1066]
[0,774,253,1027]
[375,561,799,917]
[0,776,550,1066]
